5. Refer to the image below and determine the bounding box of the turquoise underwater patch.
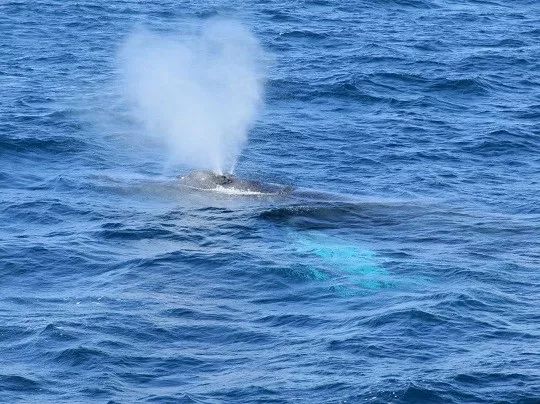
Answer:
[291,231,393,293]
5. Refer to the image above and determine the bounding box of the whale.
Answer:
[178,170,292,195]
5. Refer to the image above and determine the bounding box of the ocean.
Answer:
[1,0,539,402]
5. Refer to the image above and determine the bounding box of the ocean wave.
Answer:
[370,0,441,9]
[460,129,537,156]
[277,30,329,40]
[55,346,110,367]
[0,136,86,155]
[97,225,175,240]
[267,76,419,104]
[429,77,490,95]
[0,375,42,393]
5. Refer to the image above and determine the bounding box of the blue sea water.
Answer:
[1,0,540,402]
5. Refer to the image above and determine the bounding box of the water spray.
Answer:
[118,19,265,174]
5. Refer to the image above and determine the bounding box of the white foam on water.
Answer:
[180,183,271,196]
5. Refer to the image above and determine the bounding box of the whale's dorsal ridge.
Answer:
[179,170,290,196]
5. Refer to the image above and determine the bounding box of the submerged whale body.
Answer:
[179,170,291,195]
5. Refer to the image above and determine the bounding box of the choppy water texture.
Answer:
[1,1,540,402]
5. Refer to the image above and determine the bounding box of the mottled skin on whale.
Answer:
[179,170,291,195]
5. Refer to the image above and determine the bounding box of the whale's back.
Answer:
[179,170,291,196]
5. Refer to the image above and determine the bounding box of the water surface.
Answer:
[1,0,539,402]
